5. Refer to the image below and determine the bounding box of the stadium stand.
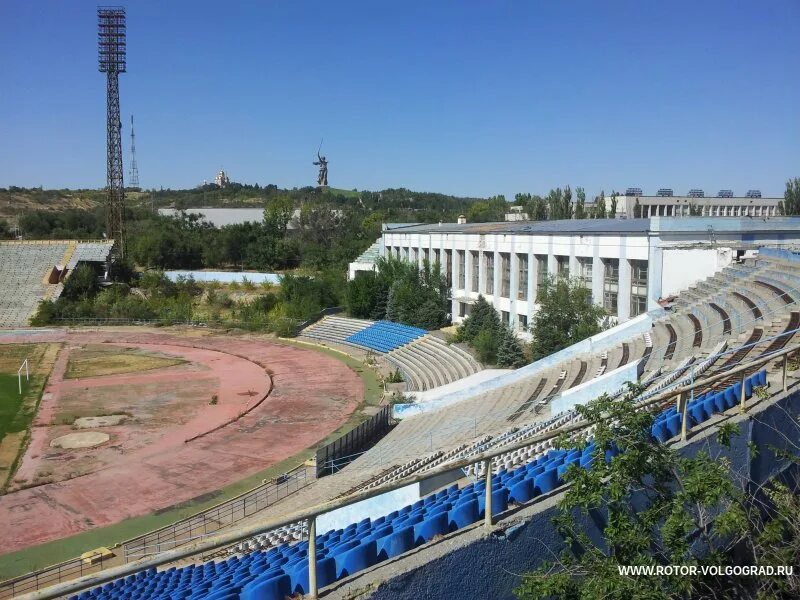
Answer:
[0,241,71,326]
[13,250,800,600]
[301,316,482,391]
[72,369,768,600]
[345,321,427,352]
[0,241,114,325]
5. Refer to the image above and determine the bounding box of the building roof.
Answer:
[384,218,652,235]
[383,217,800,237]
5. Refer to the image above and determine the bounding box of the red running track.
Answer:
[0,329,363,555]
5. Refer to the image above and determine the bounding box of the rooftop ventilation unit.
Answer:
[687,189,705,198]
[745,190,762,198]
[656,188,673,197]
[625,187,643,197]
[717,189,734,198]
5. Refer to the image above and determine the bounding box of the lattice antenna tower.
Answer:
[98,6,127,257]
[129,114,139,188]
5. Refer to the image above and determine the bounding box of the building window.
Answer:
[556,255,570,278]
[501,310,509,326]
[402,247,409,261]
[630,259,648,317]
[459,302,467,318]
[577,257,592,289]
[396,246,401,259]
[484,252,494,295]
[518,314,528,331]
[445,250,452,286]
[423,248,429,264]
[536,254,548,297]
[410,247,418,263]
[500,253,510,298]
[603,258,619,314]
[433,249,440,268]
[517,253,528,300]
[457,250,465,289]
[471,251,479,292]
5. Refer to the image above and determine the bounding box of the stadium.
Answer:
[2,225,800,600]
[2,3,799,600]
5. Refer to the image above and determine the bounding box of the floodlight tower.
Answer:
[129,114,139,188]
[98,7,127,257]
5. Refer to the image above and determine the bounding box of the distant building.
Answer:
[214,170,230,188]
[609,194,781,218]
[505,206,529,221]
[352,217,800,335]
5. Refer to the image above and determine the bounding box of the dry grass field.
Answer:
[64,344,186,379]
[0,343,59,489]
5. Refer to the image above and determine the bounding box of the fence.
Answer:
[121,465,313,561]
[16,340,799,600]
[0,465,313,599]
[315,405,393,477]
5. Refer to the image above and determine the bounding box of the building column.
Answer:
[510,252,519,329]
[527,250,535,312]
[592,239,603,307]
[618,257,632,321]
[493,251,501,301]
[478,251,486,296]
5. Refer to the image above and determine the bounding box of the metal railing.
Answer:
[15,340,799,600]
[121,465,313,561]
[0,466,312,599]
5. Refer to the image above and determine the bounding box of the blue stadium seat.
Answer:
[334,540,378,579]
[508,479,535,504]
[447,498,480,530]
[376,526,415,560]
[240,573,291,600]
[413,512,450,545]
[288,556,338,595]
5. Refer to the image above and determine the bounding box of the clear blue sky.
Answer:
[1,0,798,199]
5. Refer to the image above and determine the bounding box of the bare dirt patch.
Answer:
[50,432,109,449]
[73,415,128,428]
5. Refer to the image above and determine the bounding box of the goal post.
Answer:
[17,358,29,395]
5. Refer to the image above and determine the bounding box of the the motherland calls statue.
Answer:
[313,152,328,187]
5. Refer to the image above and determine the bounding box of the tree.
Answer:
[467,195,507,222]
[689,203,702,216]
[514,389,800,600]
[62,264,99,300]
[514,389,748,600]
[529,275,605,360]
[609,191,618,218]
[782,178,800,215]
[456,295,500,343]
[348,255,450,329]
[547,188,572,221]
[574,187,587,220]
[594,191,607,219]
[633,198,642,218]
[496,324,526,367]
[263,195,293,234]
[520,194,548,221]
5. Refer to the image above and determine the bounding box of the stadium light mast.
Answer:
[98,6,127,258]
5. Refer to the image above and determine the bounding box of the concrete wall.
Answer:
[393,309,662,419]
[549,359,640,415]
[358,389,800,600]
[317,482,420,533]
[660,248,733,297]
[163,271,280,285]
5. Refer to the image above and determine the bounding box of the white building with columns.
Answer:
[349,217,800,336]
